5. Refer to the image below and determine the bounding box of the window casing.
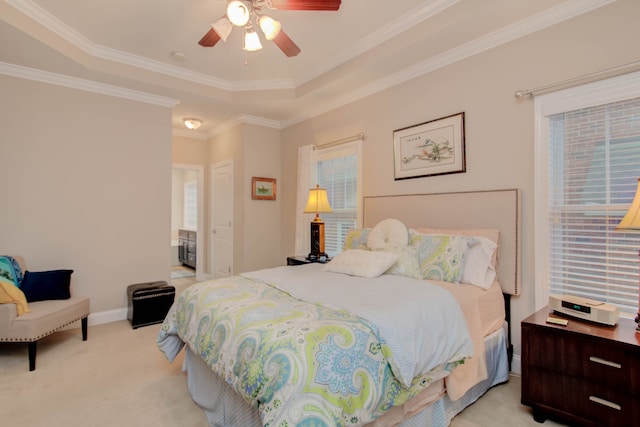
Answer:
[534,72,640,316]
[316,141,362,257]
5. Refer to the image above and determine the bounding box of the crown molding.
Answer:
[5,0,293,92]
[207,114,282,138]
[280,0,617,128]
[6,0,614,98]
[172,128,210,140]
[293,0,461,86]
[5,0,616,135]
[0,61,178,107]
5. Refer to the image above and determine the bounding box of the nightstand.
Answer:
[286,256,330,266]
[521,306,640,427]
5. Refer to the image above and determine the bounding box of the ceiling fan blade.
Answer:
[270,0,341,11]
[272,30,301,57]
[199,28,221,47]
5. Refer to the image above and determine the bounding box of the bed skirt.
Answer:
[181,325,509,427]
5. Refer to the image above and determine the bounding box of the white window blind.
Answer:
[317,141,362,256]
[541,93,640,317]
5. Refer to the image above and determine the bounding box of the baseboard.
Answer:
[88,308,128,326]
[511,353,521,375]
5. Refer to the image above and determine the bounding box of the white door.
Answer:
[210,161,233,278]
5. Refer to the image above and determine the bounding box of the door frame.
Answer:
[172,163,204,281]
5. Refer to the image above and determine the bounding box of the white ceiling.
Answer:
[0,0,614,138]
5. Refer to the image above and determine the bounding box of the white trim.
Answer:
[0,61,178,108]
[87,308,127,326]
[5,0,612,94]
[511,354,522,376]
[281,0,616,128]
[294,0,461,86]
[172,128,209,140]
[4,0,616,134]
[537,71,640,116]
[533,70,640,312]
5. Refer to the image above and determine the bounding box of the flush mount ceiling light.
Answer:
[199,0,342,58]
[183,118,203,130]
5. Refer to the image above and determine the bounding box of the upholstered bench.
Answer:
[0,256,90,371]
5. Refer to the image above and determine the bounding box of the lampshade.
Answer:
[616,178,640,230]
[243,29,263,51]
[259,15,281,40]
[303,185,333,216]
[227,1,250,26]
[183,118,202,130]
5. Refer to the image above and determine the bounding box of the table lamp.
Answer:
[303,184,333,261]
[615,177,640,333]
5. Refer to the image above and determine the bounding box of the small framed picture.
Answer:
[393,112,466,180]
[252,177,276,200]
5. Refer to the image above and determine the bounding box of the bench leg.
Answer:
[82,317,88,341]
[28,341,37,371]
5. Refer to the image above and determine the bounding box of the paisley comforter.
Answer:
[157,264,473,427]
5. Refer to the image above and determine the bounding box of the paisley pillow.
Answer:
[412,234,475,283]
[342,228,371,251]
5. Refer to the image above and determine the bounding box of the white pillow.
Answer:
[324,249,399,278]
[461,237,498,289]
[367,218,409,250]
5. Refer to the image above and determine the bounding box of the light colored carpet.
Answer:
[0,320,568,427]
[171,268,195,279]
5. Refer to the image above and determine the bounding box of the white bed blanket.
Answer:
[242,263,473,388]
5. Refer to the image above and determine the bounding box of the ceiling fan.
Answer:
[199,0,342,57]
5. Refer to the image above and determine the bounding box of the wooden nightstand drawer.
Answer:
[525,368,636,427]
[526,328,638,390]
[521,307,640,427]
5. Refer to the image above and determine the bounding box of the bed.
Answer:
[157,189,521,427]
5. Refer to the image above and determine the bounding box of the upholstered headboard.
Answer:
[363,189,521,296]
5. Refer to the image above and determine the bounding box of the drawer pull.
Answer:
[589,356,621,369]
[589,396,621,411]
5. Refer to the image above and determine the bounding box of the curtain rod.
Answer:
[514,60,640,99]
[315,132,365,149]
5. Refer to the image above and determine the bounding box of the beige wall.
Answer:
[0,74,172,315]
[279,0,640,364]
[202,123,283,274]
[242,124,282,272]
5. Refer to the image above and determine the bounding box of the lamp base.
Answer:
[308,220,326,260]
[306,252,330,263]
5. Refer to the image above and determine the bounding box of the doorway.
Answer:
[210,160,233,279]
[171,163,204,282]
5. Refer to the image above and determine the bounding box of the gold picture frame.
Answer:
[252,177,276,200]
[393,112,466,180]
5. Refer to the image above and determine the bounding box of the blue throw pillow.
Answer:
[0,256,23,287]
[20,270,74,302]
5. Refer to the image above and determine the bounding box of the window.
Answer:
[535,72,640,316]
[317,141,362,256]
[183,180,197,230]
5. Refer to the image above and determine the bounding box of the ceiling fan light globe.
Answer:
[243,30,263,51]
[259,15,281,40]
[212,16,233,42]
[227,1,250,26]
